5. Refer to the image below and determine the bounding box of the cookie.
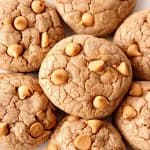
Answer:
[55,0,136,36]
[46,116,126,150]
[0,73,57,150]
[115,81,150,150]
[114,9,150,80]
[0,0,64,72]
[39,35,132,119]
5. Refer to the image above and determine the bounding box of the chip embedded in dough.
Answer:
[39,35,132,119]
[114,9,150,80]
[0,73,57,150]
[55,0,136,36]
[115,81,150,150]
[46,116,126,150]
[0,0,64,72]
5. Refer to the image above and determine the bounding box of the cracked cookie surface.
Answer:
[0,0,64,72]
[114,9,150,80]
[115,81,150,150]
[55,0,136,36]
[39,35,132,119]
[46,116,126,150]
[0,73,57,150]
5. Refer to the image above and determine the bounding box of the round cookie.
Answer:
[55,0,136,36]
[39,35,132,119]
[115,81,150,150]
[114,9,150,80]
[46,116,126,150]
[0,0,64,72]
[0,73,57,150]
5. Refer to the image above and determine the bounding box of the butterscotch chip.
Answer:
[41,32,49,48]
[127,44,142,57]
[67,116,80,122]
[48,117,126,150]
[47,143,58,150]
[14,16,28,31]
[145,91,150,101]
[80,13,94,27]
[0,122,8,136]
[31,0,45,14]
[7,45,23,58]
[39,35,132,119]
[129,83,143,97]
[18,85,33,100]
[51,69,68,85]
[93,96,108,110]
[123,105,137,120]
[65,43,81,57]
[117,62,129,76]
[0,0,64,73]
[88,60,105,74]
[30,122,44,138]
[88,120,103,133]
[74,135,91,150]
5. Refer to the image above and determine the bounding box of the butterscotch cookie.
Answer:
[115,82,150,150]
[114,9,150,80]
[46,116,126,150]
[0,74,57,150]
[39,35,132,119]
[55,0,136,36]
[0,0,64,72]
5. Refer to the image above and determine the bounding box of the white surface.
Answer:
[1,0,149,150]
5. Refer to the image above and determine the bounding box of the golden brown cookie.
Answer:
[55,0,136,36]
[0,73,57,150]
[115,81,150,150]
[39,35,132,119]
[46,116,126,150]
[114,9,150,80]
[0,0,64,72]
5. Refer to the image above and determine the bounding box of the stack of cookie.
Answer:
[0,0,149,150]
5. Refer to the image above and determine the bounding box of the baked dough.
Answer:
[39,35,132,119]
[0,73,57,150]
[56,0,136,36]
[0,0,64,72]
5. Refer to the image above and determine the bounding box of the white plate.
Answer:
[1,0,150,149]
